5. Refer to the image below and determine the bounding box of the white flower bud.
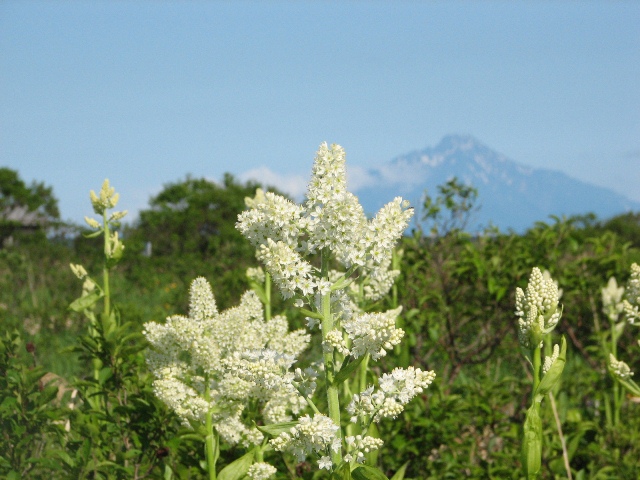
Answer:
[84,216,101,229]
[610,354,633,380]
[515,267,562,348]
[70,263,88,279]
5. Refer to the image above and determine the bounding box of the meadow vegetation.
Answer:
[1,156,639,479]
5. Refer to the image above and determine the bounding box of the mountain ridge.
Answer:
[352,134,639,232]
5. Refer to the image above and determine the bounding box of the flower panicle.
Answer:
[143,277,310,446]
[609,353,633,380]
[623,263,640,324]
[516,267,562,348]
[236,142,413,303]
[90,179,120,215]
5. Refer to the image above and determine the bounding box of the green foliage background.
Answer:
[1,169,639,479]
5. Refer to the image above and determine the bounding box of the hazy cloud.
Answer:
[239,162,424,203]
[346,165,381,191]
[239,167,308,200]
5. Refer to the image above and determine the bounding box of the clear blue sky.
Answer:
[1,1,639,225]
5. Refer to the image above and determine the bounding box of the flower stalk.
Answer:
[515,267,566,479]
[236,142,435,474]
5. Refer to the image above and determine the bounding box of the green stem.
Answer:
[532,346,541,405]
[320,249,342,465]
[265,271,272,321]
[391,248,398,309]
[358,353,370,394]
[102,210,111,321]
[610,320,620,426]
[256,440,267,463]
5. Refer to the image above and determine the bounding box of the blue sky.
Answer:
[1,1,639,225]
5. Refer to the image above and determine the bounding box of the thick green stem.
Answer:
[265,271,272,321]
[524,346,543,479]
[320,249,342,465]
[531,346,541,405]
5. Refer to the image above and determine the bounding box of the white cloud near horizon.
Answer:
[345,165,380,191]
[239,163,422,202]
[239,167,309,200]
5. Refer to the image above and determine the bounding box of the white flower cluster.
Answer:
[343,307,405,360]
[89,178,122,215]
[224,349,297,399]
[236,143,413,302]
[542,343,560,375]
[622,263,640,324]
[602,276,625,322]
[293,366,319,397]
[247,462,277,480]
[363,256,401,302]
[344,435,385,464]
[347,367,436,423]
[270,414,341,466]
[143,277,310,446]
[609,353,634,380]
[324,329,350,356]
[515,267,562,348]
[257,239,317,299]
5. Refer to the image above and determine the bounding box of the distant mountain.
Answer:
[352,135,640,232]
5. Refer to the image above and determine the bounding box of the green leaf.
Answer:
[522,403,542,479]
[47,449,75,468]
[298,307,324,321]
[164,464,174,480]
[83,229,103,238]
[248,280,268,304]
[352,465,389,480]
[616,377,640,397]
[534,336,567,402]
[334,355,365,385]
[80,438,91,463]
[331,462,352,480]
[98,367,113,384]
[69,291,103,312]
[101,311,118,336]
[256,421,298,437]
[218,450,254,480]
[390,461,409,480]
[37,384,59,406]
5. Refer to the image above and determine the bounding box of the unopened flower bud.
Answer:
[70,263,88,279]
[84,216,101,229]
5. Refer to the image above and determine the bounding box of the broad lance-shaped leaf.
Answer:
[616,377,640,397]
[256,421,298,437]
[248,279,268,305]
[389,461,409,480]
[69,291,103,312]
[334,355,365,385]
[352,465,389,480]
[522,403,542,479]
[218,450,255,480]
[534,336,567,403]
[331,462,352,480]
